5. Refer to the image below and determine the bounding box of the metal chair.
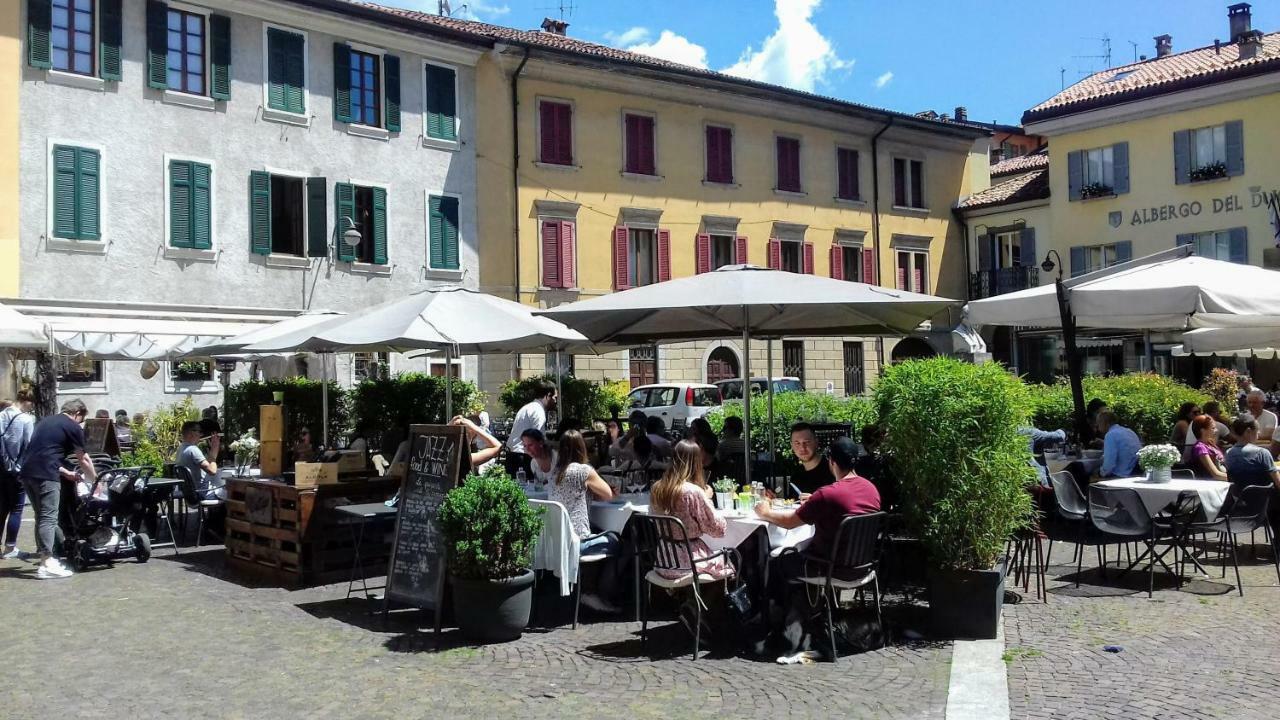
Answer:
[1189,484,1278,595]
[1044,470,1088,572]
[1088,485,1175,598]
[785,512,886,660]
[631,513,740,660]
[574,529,623,629]
[174,465,223,546]
[1171,468,1196,480]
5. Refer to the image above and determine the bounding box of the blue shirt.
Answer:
[1100,424,1141,478]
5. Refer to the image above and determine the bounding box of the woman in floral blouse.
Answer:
[649,440,734,580]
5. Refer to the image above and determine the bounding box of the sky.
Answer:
[381,0,1278,125]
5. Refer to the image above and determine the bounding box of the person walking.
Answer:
[0,390,37,559]
[19,399,97,579]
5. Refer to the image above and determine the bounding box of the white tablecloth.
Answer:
[1095,477,1232,522]
[1045,455,1101,476]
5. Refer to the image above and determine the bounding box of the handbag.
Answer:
[725,581,755,623]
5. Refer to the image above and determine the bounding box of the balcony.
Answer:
[969,267,1039,300]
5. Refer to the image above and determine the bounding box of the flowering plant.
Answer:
[711,478,737,494]
[229,429,261,473]
[1137,443,1180,470]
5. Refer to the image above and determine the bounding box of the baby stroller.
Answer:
[61,465,156,570]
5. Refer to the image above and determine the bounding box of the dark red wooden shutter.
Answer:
[541,220,561,287]
[707,126,732,183]
[863,247,876,285]
[838,148,858,200]
[539,102,557,164]
[829,245,843,280]
[735,235,748,264]
[556,103,572,165]
[613,226,630,290]
[893,158,907,206]
[559,221,576,288]
[705,126,719,181]
[642,116,656,175]
[624,114,638,173]
[802,242,815,274]
[777,137,800,192]
[695,233,711,274]
[767,239,781,269]
[657,228,671,282]
[628,115,655,175]
[896,258,907,290]
[913,264,925,293]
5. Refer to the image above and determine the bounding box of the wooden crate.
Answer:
[225,478,399,587]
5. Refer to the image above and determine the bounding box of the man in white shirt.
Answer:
[504,381,557,477]
[1244,389,1278,442]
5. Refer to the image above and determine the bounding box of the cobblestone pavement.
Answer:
[1004,538,1280,720]
[0,542,951,720]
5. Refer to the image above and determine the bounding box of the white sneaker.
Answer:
[36,558,73,579]
[1,546,20,560]
[579,593,621,614]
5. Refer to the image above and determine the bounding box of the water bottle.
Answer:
[516,468,527,488]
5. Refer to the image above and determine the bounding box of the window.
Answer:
[428,195,460,270]
[425,64,457,141]
[896,250,928,292]
[630,228,657,287]
[1192,125,1227,172]
[167,159,212,250]
[539,100,573,165]
[58,355,102,383]
[50,144,100,241]
[269,175,305,256]
[710,234,735,270]
[1083,146,1113,189]
[266,27,306,115]
[893,158,925,209]
[629,346,657,388]
[52,0,95,75]
[1069,143,1129,198]
[167,8,205,95]
[839,245,863,282]
[836,147,859,201]
[843,342,865,396]
[1069,242,1131,277]
[705,125,733,184]
[994,231,1022,269]
[335,182,387,265]
[349,49,380,127]
[544,352,574,378]
[782,341,805,387]
[624,113,656,175]
[1175,121,1241,183]
[353,352,389,382]
[170,360,214,383]
[776,136,801,192]
[1179,228,1247,264]
[780,240,802,273]
[428,358,461,378]
[539,219,576,288]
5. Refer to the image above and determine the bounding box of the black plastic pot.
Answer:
[451,569,535,642]
[927,559,1007,640]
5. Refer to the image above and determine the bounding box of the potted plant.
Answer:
[1137,444,1179,483]
[228,428,261,477]
[436,465,544,642]
[1189,161,1227,182]
[712,478,736,510]
[1080,182,1114,200]
[875,358,1035,640]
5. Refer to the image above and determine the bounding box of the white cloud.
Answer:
[720,0,852,93]
[605,26,652,47]
[455,0,510,20]
[875,71,893,89]
[626,30,710,69]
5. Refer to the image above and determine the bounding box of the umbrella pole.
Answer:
[322,353,329,449]
[767,339,775,494]
[1053,277,1089,441]
[554,348,563,426]
[742,310,751,486]
[445,345,454,422]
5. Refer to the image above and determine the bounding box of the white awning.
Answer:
[2,298,300,360]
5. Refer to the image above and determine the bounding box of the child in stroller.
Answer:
[61,464,156,570]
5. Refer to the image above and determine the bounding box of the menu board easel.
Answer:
[81,418,120,457]
[383,424,470,639]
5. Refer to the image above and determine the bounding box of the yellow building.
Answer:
[457,18,990,397]
[979,3,1280,385]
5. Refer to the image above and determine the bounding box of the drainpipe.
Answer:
[870,116,894,372]
[509,47,531,380]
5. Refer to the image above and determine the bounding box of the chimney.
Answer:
[1239,29,1264,59]
[1228,3,1252,43]
[540,17,569,36]
[1154,34,1172,58]
[954,106,968,122]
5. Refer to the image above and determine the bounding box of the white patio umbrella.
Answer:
[537,264,959,485]
[188,310,345,358]
[0,302,53,349]
[1176,326,1280,356]
[243,287,593,443]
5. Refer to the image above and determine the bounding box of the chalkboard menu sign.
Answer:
[384,424,470,616]
[81,418,120,457]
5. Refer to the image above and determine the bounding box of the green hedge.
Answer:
[1027,373,1209,443]
[499,374,630,422]
[350,372,478,450]
[876,357,1034,571]
[224,377,349,446]
[704,392,875,476]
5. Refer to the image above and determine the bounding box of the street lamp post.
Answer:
[1041,250,1090,441]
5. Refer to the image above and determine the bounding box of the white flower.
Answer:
[1137,444,1180,469]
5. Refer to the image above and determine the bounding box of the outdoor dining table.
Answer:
[1094,476,1232,522]
[1045,454,1102,477]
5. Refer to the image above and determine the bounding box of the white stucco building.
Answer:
[11,0,486,414]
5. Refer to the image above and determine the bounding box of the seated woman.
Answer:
[451,415,502,471]
[1190,415,1228,481]
[1170,401,1201,463]
[522,428,557,485]
[688,417,719,474]
[648,440,733,581]
[547,429,620,613]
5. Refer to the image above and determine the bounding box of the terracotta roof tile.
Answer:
[1024,32,1280,123]
[958,170,1050,211]
[990,151,1048,178]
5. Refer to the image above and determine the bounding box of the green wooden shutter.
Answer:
[441,196,459,270]
[27,0,52,69]
[146,1,169,89]
[266,30,287,111]
[428,195,444,268]
[99,0,123,80]
[267,29,305,114]
[383,54,401,132]
[210,14,231,100]
[169,161,193,248]
[333,43,352,123]
[335,182,356,261]
[425,65,457,141]
[306,177,327,258]
[249,171,272,255]
[76,149,101,240]
[52,146,78,237]
[371,187,388,264]
[284,33,305,114]
[191,163,212,249]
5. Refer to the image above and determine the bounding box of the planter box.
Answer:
[927,559,1007,640]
